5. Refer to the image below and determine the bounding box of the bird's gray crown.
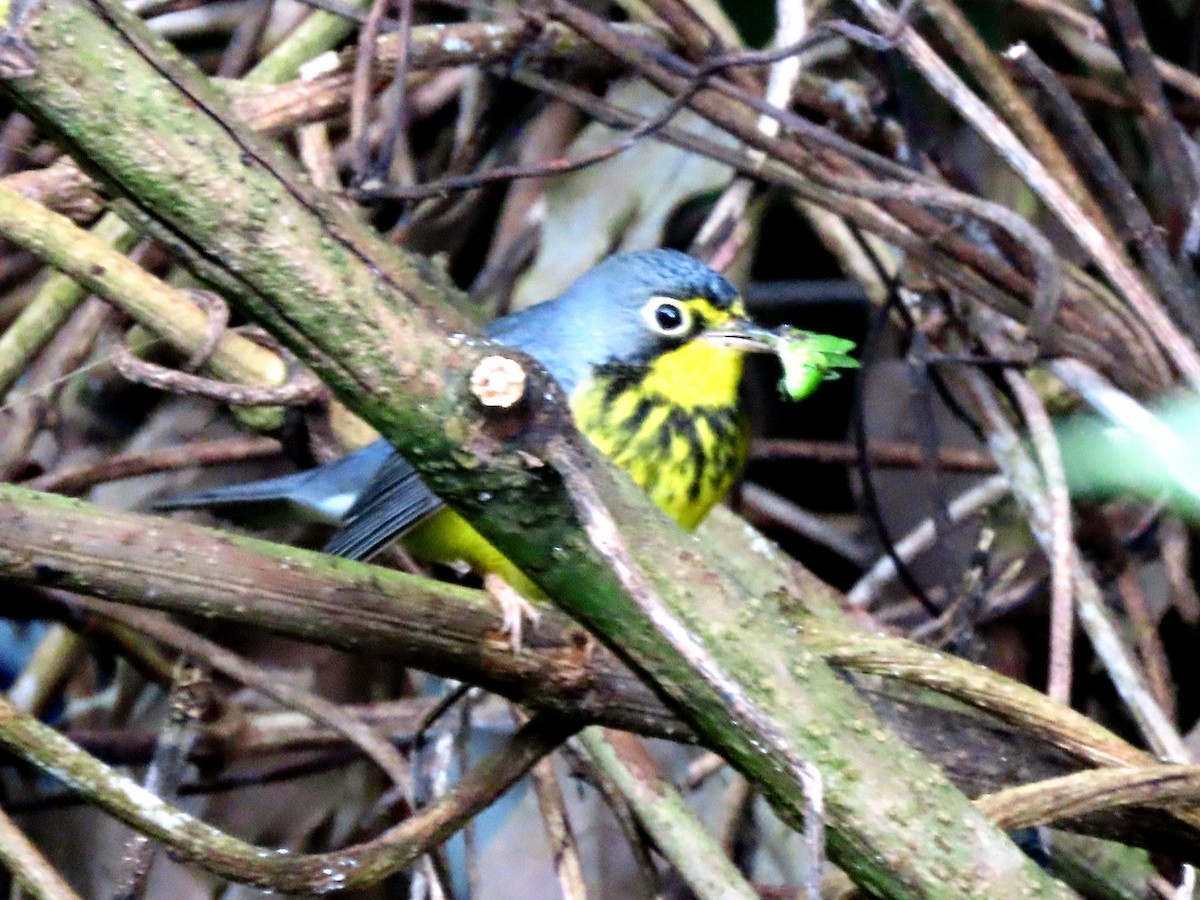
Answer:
[486,250,737,394]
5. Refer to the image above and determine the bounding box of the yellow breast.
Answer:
[569,338,749,529]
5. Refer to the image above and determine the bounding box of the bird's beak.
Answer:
[701,318,778,354]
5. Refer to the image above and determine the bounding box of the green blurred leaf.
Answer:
[1058,393,1200,518]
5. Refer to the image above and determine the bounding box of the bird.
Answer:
[156,249,791,646]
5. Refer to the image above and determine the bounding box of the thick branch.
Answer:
[4,486,1200,857]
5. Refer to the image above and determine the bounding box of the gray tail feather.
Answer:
[151,470,316,512]
[153,439,396,523]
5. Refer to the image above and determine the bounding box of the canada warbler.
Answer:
[157,250,851,640]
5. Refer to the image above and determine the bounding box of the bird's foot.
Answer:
[484,573,541,652]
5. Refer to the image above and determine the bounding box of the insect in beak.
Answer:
[704,319,862,401]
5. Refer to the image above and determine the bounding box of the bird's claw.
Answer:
[484,573,541,652]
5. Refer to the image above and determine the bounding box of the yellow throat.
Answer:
[570,336,749,529]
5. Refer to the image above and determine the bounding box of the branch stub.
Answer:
[470,355,527,409]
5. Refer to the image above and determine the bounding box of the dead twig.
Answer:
[847,475,1010,610]
[963,368,1189,762]
[1114,567,1176,720]
[0,805,80,900]
[112,659,210,899]
[71,595,416,794]
[22,436,282,494]
[349,0,390,182]
[0,687,575,893]
[847,0,1200,386]
[1007,44,1200,345]
[1096,0,1199,216]
[353,68,710,200]
[1003,370,1075,704]
[513,708,587,900]
[751,438,997,472]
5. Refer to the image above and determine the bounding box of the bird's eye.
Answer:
[643,299,691,337]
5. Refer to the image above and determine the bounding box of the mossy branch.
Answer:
[5,486,1198,861]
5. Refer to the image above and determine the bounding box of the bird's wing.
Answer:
[322,451,444,560]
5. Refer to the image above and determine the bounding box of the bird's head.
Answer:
[488,249,773,401]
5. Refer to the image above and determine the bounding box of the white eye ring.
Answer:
[642,298,692,337]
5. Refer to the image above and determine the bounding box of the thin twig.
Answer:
[375,0,415,186]
[1162,518,1200,624]
[113,660,210,900]
[0,213,136,399]
[1004,371,1075,704]
[0,805,80,900]
[1115,567,1175,719]
[350,0,390,180]
[1002,0,1200,100]
[846,475,1009,609]
[71,596,415,794]
[66,698,441,765]
[514,708,587,900]
[683,751,727,789]
[216,0,273,78]
[751,438,997,472]
[817,177,1064,341]
[0,298,115,481]
[693,0,808,266]
[963,368,1189,761]
[353,71,709,200]
[0,690,574,893]
[1096,0,1198,213]
[296,122,341,191]
[1007,44,1200,344]
[741,482,871,566]
[918,0,1121,250]
[112,338,323,407]
[411,731,454,900]
[579,728,761,900]
[7,625,86,717]
[22,436,282,494]
[847,0,1200,386]
[0,111,34,175]
[558,738,663,894]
